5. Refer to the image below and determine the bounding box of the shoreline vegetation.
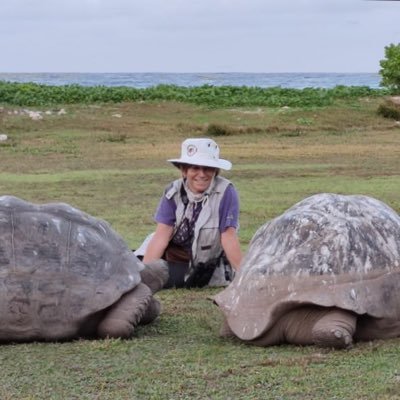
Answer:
[1,83,400,399]
[0,80,392,107]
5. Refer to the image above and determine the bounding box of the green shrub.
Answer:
[379,43,400,92]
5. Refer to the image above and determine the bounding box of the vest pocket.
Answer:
[195,227,221,265]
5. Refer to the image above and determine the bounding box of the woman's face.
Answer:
[182,165,217,194]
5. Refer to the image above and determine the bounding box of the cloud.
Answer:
[0,0,399,72]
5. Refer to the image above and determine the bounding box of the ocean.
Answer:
[0,72,381,89]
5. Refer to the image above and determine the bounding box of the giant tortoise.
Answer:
[215,193,400,349]
[0,195,168,342]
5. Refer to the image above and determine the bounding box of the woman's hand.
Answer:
[143,223,174,263]
[221,227,242,271]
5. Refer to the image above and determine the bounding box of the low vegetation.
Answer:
[0,80,392,108]
[0,88,400,399]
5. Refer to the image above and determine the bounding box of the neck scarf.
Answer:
[171,177,215,249]
[183,176,214,221]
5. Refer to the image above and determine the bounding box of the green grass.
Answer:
[1,290,400,399]
[0,95,400,399]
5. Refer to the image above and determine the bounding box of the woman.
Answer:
[138,137,242,288]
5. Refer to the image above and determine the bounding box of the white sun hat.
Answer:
[168,138,232,170]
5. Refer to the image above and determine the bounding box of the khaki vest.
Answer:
[166,176,233,286]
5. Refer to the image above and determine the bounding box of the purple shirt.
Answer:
[154,184,240,232]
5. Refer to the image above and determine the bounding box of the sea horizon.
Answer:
[0,71,378,74]
[0,71,382,90]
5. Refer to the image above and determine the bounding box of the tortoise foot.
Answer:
[312,309,356,349]
[97,283,152,339]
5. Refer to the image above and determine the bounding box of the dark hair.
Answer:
[178,164,220,176]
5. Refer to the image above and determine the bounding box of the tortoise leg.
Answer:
[355,316,400,342]
[140,260,169,293]
[251,306,325,346]
[139,297,161,325]
[250,306,356,348]
[311,308,357,349]
[97,283,152,339]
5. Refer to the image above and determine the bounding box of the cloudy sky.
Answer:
[1,0,399,73]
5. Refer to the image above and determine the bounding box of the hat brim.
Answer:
[167,157,232,170]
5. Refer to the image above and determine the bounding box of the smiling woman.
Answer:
[181,164,218,194]
[136,138,242,289]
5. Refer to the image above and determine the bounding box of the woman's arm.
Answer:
[221,226,242,271]
[143,223,174,263]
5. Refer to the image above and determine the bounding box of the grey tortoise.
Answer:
[0,195,168,342]
[215,193,400,349]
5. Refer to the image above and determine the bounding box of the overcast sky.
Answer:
[0,0,399,73]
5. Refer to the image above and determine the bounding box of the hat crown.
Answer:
[182,138,219,161]
[167,137,232,170]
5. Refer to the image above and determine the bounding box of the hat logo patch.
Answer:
[187,145,197,157]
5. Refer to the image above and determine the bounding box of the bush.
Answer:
[379,43,400,92]
[377,97,400,120]
[206,123,233,136]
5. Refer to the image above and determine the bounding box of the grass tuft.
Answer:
[377,104,400,120]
